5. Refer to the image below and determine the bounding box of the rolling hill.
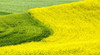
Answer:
[0,0,100,55]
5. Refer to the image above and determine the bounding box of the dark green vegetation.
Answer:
[0,11,11,15]
[0,13,53,47]
[0,0,81,14]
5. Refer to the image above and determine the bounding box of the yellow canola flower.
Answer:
[0,0,100,55]
[29,0,100,42]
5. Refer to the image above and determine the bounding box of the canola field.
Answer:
[0,0,100,55]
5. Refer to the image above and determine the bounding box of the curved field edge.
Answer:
[0,13,53,47]
[29,0,100,42]
[0,0,100,55]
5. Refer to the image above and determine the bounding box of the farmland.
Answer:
[0,13,53,47]
[0,0,80,14]
[0,0,100,55]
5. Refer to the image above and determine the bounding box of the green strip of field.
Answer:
[0,0,81,14]
[0,13,53,47]
[0,11,11,15]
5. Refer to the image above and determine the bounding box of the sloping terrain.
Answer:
[29,0,100,42]
[0,13,52,47]
[0,0,100,55]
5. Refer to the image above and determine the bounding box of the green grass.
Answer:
[0,13,53,47]
[0,0,81,14]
